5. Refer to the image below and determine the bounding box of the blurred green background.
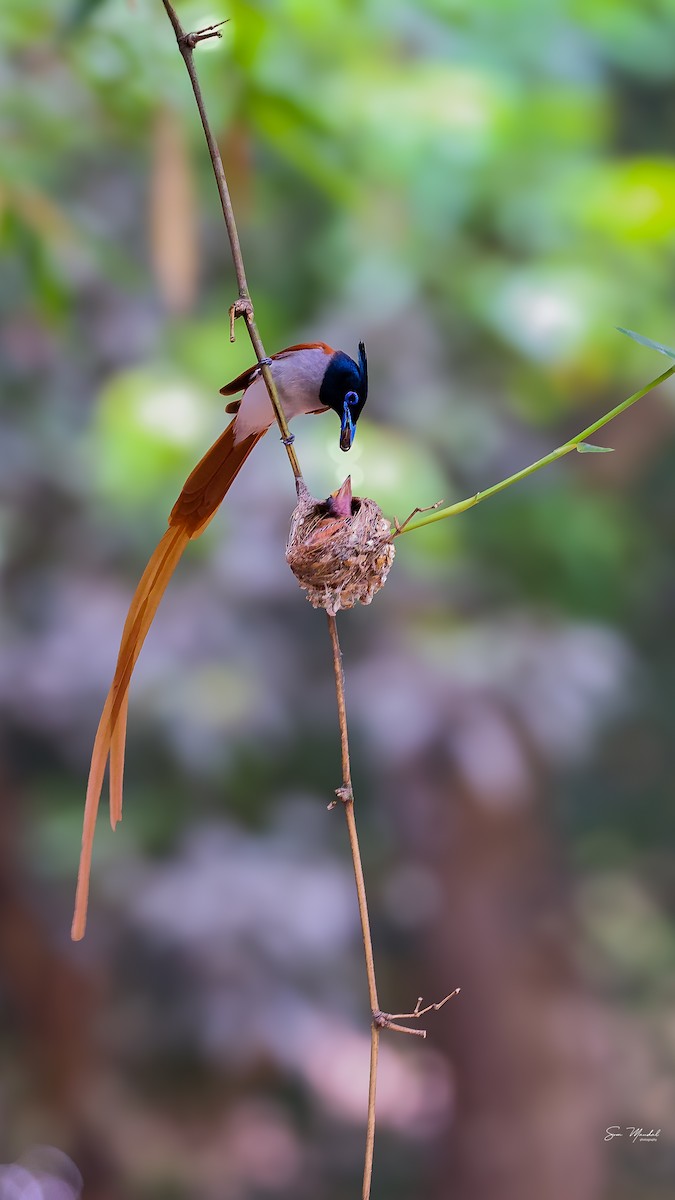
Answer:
[2,1,675,1197]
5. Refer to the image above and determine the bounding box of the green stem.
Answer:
[397,365,675,535]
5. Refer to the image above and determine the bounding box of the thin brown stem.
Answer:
[327,613,379,1014]
[327,612,379,1200]
[344,800,379,1012]
[363,1023,379,1200]
[160,0,302,481]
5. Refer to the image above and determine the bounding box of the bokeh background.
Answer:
[3,1,675,1197]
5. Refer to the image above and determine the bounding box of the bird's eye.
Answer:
[345,391,359,407]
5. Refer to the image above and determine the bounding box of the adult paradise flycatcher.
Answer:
[71,340,368,939]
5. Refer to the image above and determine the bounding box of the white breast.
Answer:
[233,347,330,443]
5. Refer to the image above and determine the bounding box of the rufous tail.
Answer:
[71,421,267,940]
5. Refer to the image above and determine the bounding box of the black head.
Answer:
[319,341,368,451]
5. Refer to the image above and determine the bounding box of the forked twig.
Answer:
[393,498,445,535]
[179,19,229,49]
[374,989,461,1037]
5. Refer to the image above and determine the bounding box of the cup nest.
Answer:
[286,480,395,615]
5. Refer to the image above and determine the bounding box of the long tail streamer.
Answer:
[71,421,266,939]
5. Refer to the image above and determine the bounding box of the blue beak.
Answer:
[340,403,354,451]
[340,392,359,452]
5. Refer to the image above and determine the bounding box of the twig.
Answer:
[374,989,461,1037]
[397,364,675,534]
[180,20,229,49]
[393,498,445,535]
[160,0,302,480]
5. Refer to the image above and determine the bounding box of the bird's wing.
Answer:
[169,422,265,536]
[220,341,334,398]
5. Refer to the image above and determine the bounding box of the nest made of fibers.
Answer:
[286,480,395,615]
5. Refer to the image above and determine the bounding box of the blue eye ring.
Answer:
[345,391,359,407]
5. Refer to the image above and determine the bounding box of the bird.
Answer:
[71,339,368,940]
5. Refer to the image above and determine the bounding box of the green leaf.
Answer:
[576,442,615,454]
[616,327,675,360]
